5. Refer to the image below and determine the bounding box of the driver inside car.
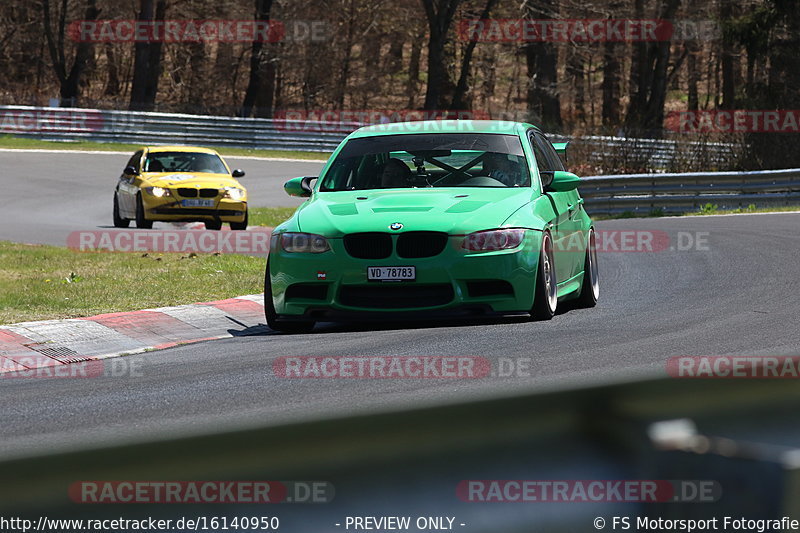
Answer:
[483,152,522,186]
[379,158,412,188]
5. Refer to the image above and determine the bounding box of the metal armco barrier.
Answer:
[0,105,736,162]
[580,168,800,215]
[0,105,352,152]
[3,105,797,214]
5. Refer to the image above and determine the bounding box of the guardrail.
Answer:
[0,105,351,152]
[580,168,800,215]
[0,105,737,167]
[3,105,796,213]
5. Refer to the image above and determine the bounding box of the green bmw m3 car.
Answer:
[265,120,599,332]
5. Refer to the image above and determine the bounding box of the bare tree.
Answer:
[420,0,463,110]
[522,0,562,130]
[451,0,499,110]
[240,0,275,118]
[129,0,166,111]
[42,0,100,106]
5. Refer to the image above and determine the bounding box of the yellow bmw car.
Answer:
[113,146,248,230]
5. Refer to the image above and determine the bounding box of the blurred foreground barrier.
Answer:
[2,373,799,531]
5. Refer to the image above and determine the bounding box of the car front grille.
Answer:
[176,188,219,198]
[343,233,393,259]
[343,232,448,259]
[396,231,449,258]
[339,284,454,309]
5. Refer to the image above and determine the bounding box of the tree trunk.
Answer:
[566,47,585,126]
[451,0,499,111]
[240,0,274,117]
[103,43,120,97]
[129,0,166,111]
[406,24,425,108]
[602,40,621,126]
[686,41,699,111]
[522,0,562,130]
[625,0,648,128]
[42,0,99,107]
[421,0,462,110]
[626,0,680,134]
[719,0,736,109]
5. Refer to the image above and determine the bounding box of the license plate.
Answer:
[181,199,215,207]
[367,266,416,282]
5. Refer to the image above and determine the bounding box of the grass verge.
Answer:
[0,135,330,161]
[249,206,298,227]
[0,241,265,324]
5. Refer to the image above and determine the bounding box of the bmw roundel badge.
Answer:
[389,222,403,231]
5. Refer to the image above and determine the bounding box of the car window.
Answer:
[143,152,228,174]
[125,150,143,172]
[320,134,531,191]
[529,131,565,187]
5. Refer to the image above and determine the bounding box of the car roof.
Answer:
[143,146,221,155]
[349,120,538,138]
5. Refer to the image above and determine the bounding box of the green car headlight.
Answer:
[144,186,170,198]
[280,232,330,253]
[463,228,526,251]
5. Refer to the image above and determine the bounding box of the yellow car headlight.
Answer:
[144,186,171,198]
[224,187,246,201]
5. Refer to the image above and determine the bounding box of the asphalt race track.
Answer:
[2,151,800,459]
[0,150,322,246]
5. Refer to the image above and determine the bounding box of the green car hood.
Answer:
[295,188,534,236]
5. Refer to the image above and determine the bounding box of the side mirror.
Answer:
[232,169,245,178]
[552,141,569,164]
[284,176,316,197]
[124,165,139,176]
[544,171,581,192]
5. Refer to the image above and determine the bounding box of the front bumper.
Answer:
[143,196,247,223]
[268,232,542,317]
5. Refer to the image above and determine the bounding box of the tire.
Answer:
[264,260,316,333]
[531,231,558,320]
[204,219,223,230]
[230,211,248,230]
[113,193,130,228]
[575,227,599,308]
[135,194,153,229]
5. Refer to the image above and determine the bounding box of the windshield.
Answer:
[144,151,228,174]
[319,133,530,191]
